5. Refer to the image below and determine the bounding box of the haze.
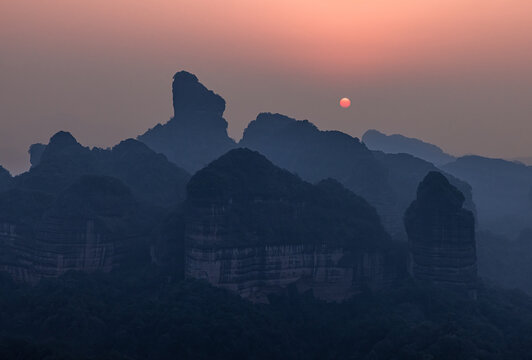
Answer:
[1,0,531,174]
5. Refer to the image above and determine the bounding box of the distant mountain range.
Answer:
[362,129,456,166]
[0,69,531,298]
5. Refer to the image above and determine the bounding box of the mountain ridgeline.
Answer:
[362,129,456,166]
[240,112,474,239]
[2,69,532,358]
[185,148,400,301]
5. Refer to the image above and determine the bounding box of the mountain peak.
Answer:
[48,131,79,148]
[172,70,225,116]
[414,171,465,212]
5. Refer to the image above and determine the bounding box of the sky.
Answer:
[1,0,532,174]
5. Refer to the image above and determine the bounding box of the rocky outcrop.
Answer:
[28,143,46,168]
[138,71,236,173]
[240,113,474,239]
[404,172,477,292]
[0,176,141,282]
[184,148,401,301]
[0,219,128,283]
[362,129,456,166]
[0,166,12,192]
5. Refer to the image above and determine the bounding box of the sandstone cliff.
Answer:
[404,171,477,291]
[0,176,142,282]
[184,148,402,301]
[0,131,190,282]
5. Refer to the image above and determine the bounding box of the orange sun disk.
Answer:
[340,97,351,108]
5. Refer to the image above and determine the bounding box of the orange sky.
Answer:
[1,0,532,173]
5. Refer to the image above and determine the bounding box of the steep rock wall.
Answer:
[186,244,391,302]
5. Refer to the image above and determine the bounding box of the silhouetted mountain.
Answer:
[138,71,236,173]
[0,131,190,282]
[405,172,477,293]
[185,148,401,301]
[240,113,473,238]
[362,129,456,166]
[16,132,190,207]
[442,155,532,237]
[28,143,46,168]
[512,156,532,166]
[0,174,151,282]
[0,165,12,192]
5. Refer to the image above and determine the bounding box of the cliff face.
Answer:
[138,71,236,173]
[0,219,128,283]
[240,113,474,239]
[184,149,401,301]
[405,172,477,291]
[0,166,12,192]
[0,174,154,282]
[187,245,391,302]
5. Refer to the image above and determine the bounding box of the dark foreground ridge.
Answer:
[0,269,532,359]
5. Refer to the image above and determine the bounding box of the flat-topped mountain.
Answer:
[362,129,456,166]
[185,148,401,301]
[240,112,473,238]
[138,71,236,173]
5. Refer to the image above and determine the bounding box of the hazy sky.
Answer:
[1,0,532,174]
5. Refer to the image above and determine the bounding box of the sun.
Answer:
[339,97,351,108]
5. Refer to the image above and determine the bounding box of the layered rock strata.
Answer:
[184,148,400,301]
[404,171,477,291]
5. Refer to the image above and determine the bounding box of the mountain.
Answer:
[0,166,12,192]
[240,113,473,238]
[511,156,532,166]
[405,172,477,293]
[184,148,402,301]
[442,155,532,237]
[21,132,190,207]
[138,71,236,173]
[0,131,191,282]
[362,129,456,166]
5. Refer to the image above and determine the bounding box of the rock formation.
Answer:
[0,166,12,192]
[240,112,473,238]
[138,71,236,173]
[28,143,46,168]
[184,148,402,301]
[0,176,142,282]
[404,171,477,292]
[16,132,190,207]
[0,132,191,282]
[362,129,456,166]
